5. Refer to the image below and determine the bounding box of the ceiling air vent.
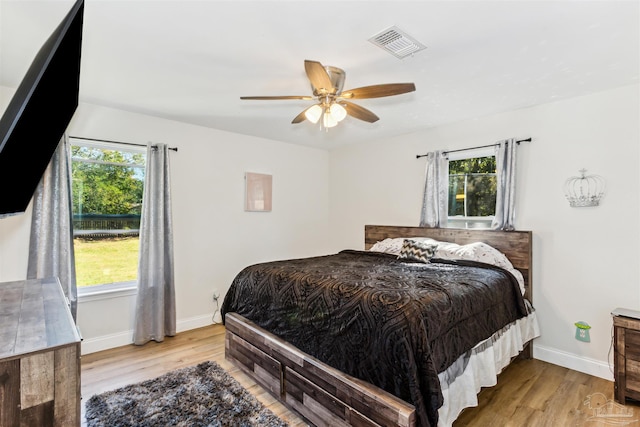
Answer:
[368,26,426,59]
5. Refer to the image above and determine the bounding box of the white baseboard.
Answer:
[81,330,133,355]
[80,314,215,355]
[533,344,614,381]
[176,314,217,333]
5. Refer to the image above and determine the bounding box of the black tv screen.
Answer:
[0,0,84,217]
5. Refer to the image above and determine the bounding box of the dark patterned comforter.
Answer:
[221,250,528,427]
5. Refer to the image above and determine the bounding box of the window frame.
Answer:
[446,147,496,229]
[69,137,146,298]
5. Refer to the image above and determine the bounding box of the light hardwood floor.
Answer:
[81,324,640,427]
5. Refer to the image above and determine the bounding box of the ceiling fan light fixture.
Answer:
[322,110,338,128]
[329,103,347,122]
[304,104,323,124]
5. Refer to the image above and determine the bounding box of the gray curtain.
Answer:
[491,138,517,231]
[27,134,78,320]
[419,150,448,228]
[133,143,176,345]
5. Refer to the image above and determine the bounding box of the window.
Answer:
[70,139,146,293]
[447,151,496,229]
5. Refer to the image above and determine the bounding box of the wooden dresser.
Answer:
[0,277,81,427]
[613,307,640,403]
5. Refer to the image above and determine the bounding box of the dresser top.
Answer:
[0,277,80,359]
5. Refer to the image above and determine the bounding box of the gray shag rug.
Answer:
[84,360,289,427]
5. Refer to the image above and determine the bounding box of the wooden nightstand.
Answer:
[612,307,640,403]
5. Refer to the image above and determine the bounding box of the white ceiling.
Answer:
[1,0,638,150]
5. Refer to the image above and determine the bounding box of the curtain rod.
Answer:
[69,136,178,152]
[416,137,531,159]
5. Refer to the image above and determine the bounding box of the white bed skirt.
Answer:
[437,309,541,427]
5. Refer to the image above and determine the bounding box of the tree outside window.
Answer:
[448,155,496,227]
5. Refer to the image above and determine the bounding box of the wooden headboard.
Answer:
[364,225,533,302]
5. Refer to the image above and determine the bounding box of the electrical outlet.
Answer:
[212,292,221,324]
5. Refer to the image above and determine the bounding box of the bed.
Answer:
[222,225,540,427]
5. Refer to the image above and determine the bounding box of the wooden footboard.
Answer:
[225,312,416,427]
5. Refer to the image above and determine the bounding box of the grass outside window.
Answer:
[74,237,139,287]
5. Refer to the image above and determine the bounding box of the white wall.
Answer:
[328,84,640,380]
[0,94,331,354]
[0,86,32,281]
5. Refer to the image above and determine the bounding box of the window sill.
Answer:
[78,282,138,302]
[447,216,494,229]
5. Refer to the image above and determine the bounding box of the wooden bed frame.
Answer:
[225,225,533,427]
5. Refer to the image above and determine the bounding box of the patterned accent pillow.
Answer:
[397,239,438,263]
[370,237,438,256]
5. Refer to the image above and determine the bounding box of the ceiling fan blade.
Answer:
[241,95,313,100]
[341,101,379,123]
[340,83,416,99]
[304,60,334,94]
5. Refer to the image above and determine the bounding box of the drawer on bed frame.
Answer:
[225,330,282,397]
[225,313,416,427]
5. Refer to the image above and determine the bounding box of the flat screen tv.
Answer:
[0,0,84,217]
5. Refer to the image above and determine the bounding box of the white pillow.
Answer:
[435,241,526,295]
[369,238,404,255]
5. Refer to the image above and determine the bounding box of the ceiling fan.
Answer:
[240,60,416,128]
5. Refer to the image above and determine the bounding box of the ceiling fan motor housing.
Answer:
[311,66,345,96]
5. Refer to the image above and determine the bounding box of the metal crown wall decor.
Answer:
[563,169,606,207]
